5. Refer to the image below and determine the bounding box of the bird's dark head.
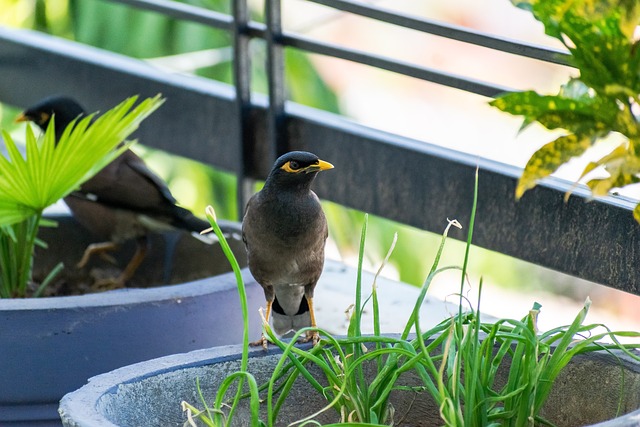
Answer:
[265,151,334,191]
[16,96,87,139]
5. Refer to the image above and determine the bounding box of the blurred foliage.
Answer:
[0,0,597,297]
[492,0,640,222]
[70,0,232,78]
[135,146,238,220]
[323,201,555,290]
[1,0,339,222]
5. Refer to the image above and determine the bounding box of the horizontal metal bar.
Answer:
[0,27,241,172]
[285,103,640,294]
[108,0,571,69]
[106,0,270,39]
[101,0,549,96]
[2,27,639,294]
[282,32,513,97]
[106,0,233,30]
[306,0,571,66]
[103,0,517,96]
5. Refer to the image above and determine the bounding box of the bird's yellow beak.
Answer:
[15,113,28,123]
[304,160,334,173]
[316,159,334,171]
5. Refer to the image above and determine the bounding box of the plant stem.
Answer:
[0,212,42,298]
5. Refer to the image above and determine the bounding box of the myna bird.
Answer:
[242,151,334,347]
[17,96,211,288]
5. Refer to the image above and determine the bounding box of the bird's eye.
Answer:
[39,112,51,126]
[289,160,300,170]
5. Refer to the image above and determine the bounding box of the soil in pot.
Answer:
[31,213,246,296]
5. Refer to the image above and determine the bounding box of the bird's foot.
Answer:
[77,252,116,268]
[77,242,118,269]
[249,334,270,350]
[300,330,320,346]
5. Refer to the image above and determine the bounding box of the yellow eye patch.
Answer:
[281,160,307,173]
[280,159,334,174]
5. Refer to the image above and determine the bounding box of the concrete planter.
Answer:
[59,335,640,426]
[0,214,262,426]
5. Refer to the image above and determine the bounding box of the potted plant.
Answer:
[490,0,640,216]
[58,205,640,426]
[58,1,640,424]
[0,96,263,426]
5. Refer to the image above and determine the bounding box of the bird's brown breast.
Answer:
[242,190,327,288]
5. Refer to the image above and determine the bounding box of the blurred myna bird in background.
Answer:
[17,96,211,288]
[242,151,334,347]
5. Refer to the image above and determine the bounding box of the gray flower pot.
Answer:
[58,335,640,426]
[0,214,263,426]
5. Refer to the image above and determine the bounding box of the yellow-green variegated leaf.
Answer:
[572,0,640,39]
[490,90,618,133]
[516,133,592,199]
[512,0,640,40]
[586,174,640,195]
[577,143,628,183]
[633,203,640,223]
[580,143,640,196]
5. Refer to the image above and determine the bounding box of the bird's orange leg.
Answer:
[77,242,119,269]
[115,237,148,286]
[301,296,320,345]
[250,299,272,349]
[89,237,148,291]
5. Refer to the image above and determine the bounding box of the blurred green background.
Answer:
[0,0,605,300]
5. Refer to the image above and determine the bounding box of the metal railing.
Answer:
[1,0,639,294]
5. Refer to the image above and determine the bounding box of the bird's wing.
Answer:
[76,150,177,214]
[241,194,257,247]
[125,153,178,205]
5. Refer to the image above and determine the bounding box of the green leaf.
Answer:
[513,0,640,40]
[579,143,640,196]
[516,133,592,199]
[0,95,164,226]
[563,14,638,92]
[494,0,640,212]
[632,203,640,223]
[490,89,618,134]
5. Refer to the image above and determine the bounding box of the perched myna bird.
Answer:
[17,96,210,288]
[242,151,334,347]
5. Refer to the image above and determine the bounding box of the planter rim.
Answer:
[0,272,241,310]
[59,334,640,427]
[59,343,284,426]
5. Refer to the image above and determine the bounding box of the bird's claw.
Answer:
[300,330,320,346]
[249,334,270,350]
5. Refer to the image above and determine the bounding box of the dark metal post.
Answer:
[232,0,253,219]
[265,0,287,160]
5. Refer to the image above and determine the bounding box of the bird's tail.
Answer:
[169,205,220,244]
[271,294,312,336]
[172,206,210,232]
[272,311,312,336]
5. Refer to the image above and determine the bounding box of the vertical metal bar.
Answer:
[265,0,287,159]
[232,0,253,220]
